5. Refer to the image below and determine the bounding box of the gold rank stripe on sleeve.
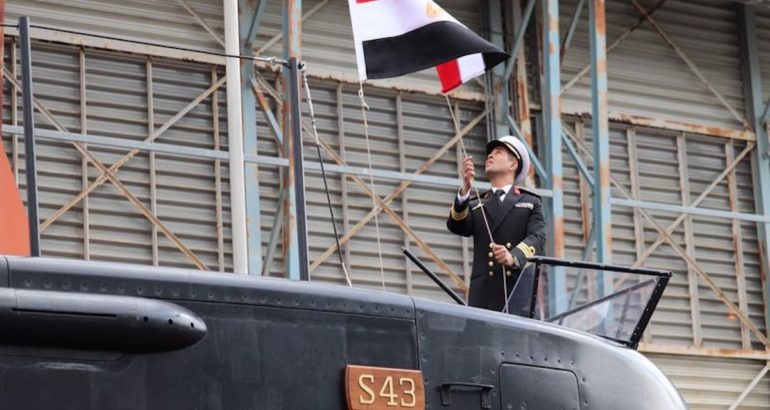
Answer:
[450,205,469,221]
[516,242,536,258]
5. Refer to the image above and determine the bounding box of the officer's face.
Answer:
[485,146,518,177]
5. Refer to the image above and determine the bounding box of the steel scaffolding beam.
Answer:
[738,4,770,341]
[590,0,611,267]
[224,0,248,273]
[241,0,266,275]
[282,0,307,281]
[542,0,565,314]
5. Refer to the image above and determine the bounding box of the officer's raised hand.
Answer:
[492,243,519,268]
[460,155,475,197]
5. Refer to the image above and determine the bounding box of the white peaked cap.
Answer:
[486,135,530,186]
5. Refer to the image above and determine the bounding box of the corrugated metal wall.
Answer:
[562,119,765,349]
[560,0,747,131]
[650,354,770,409]
[3,40,232,271]
[556,0,770,407]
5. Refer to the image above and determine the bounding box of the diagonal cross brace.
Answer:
[563,0,669,93]
[39,76,227,231]
[3,67,210,270]
[630,143,755,268]
[562,123,767,346]
[629,0,750,129]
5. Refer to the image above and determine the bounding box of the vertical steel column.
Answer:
[241,0,266,275]
[282,0,306,280]
[288,58,309,281]
[396,93,414,295]
[146,58,158,266]
[19,17,41,257]
[211,67,226,272]
[590,0,612,268]
[738,4,770,339]
[12,38,20,185]
[79,50,91,260]
[224,0,249,273]
[542,0,565,313]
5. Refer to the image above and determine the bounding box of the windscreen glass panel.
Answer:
[533,266,662,345]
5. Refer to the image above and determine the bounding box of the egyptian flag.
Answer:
[0,139,30,256]
[348,0,508,93]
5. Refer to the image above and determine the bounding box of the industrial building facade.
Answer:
[2,0,770,408]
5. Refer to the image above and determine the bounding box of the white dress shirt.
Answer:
[457,184,513,203]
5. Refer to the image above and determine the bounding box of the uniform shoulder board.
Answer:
[518,187,542,199]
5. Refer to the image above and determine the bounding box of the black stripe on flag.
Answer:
[362,20,508,80]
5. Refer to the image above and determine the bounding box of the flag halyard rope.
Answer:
[301,65,352,287]
[358,83,387,292]
[445,95,509,313]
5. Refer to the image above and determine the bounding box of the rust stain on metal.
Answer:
[599,162,610,185]
[549,14,559,32]
[638,343,770,360]
[553,217,565,258]
[606,112,755,141]
[595,0,606,36]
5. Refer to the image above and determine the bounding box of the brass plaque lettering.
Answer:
[345,365,425,410]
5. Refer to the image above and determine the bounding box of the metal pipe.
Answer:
[402,247,465,305]
[590,0,612,266]
[288,57,309,281]
[282,0,303,280]
[542,0,565,312]
[561,0,587,63]
[224,0,248,274]
[19,17,41,257]
[529,256,671,277]
[611,197,770,223]
[6,125,545,193]
[240,0,264,275]
[562,130,594,188]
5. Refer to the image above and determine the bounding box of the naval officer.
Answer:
[447,136,546,313]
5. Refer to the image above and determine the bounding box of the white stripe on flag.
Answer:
[348,0,459,42]
[457,53,485,83]
[348,0,463,80]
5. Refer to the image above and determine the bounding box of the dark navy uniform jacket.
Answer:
[447,187,547,312]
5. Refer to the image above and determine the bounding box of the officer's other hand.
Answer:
[492,243,514,267]
[460,156,475,196]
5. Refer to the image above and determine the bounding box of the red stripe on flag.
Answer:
[436,59,462,94]
[0,139,30,256]
[356,0,379,3]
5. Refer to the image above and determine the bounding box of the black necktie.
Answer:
[486,189,504,221]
